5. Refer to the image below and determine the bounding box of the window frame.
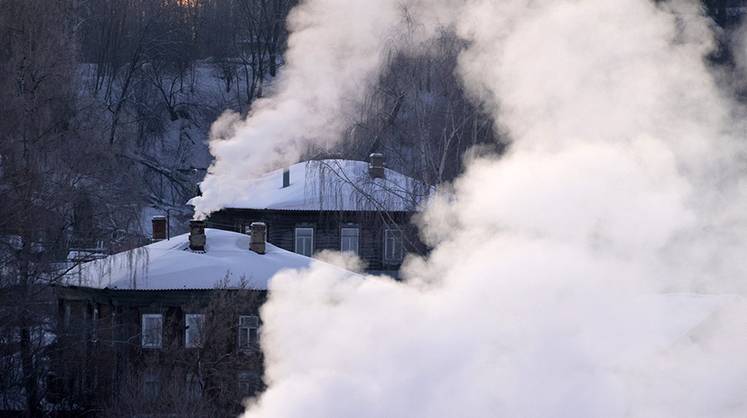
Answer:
[141,314,163,349]
[238,315,260,350]
[340,226,360,254]
[383,227,404,263]
[143,371,160,401]
[184,313,205,348]
[294,227,314,257]
[238,370,262,396]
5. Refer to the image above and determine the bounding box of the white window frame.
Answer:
[294,227,314,257]
[185,313,205,348]
[340,227,360,254]
[141,314,163,349]
[238,315,259,350]
[383,227,404,263]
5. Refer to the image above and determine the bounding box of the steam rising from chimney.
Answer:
[194,0,747,416]
[190,0,446,218]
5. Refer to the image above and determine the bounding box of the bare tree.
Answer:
[320,32,503,189]
[234,0,296,107]
[0,1,148,414]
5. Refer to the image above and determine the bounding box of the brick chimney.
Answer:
[249,222,266,254]
[152,216,167,241]
[368,153,385,179]
[189,220,206,251]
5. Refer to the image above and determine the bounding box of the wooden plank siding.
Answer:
[207,208,427,274]
[51,287,267,415]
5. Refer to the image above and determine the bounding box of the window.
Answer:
[340,227,360,254]
[185,314,205,348]
[294,227,314,256]
[238,315,259,350]
[186,372,202,401]
[384,228,404,263]
[141,314,163,348]
[238,371,262,396]
[143,371,160,400]
[63,304,71,329]
[92,306,98,342]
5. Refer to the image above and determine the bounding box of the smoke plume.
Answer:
[191,0,446,217]
[203,0,747,416]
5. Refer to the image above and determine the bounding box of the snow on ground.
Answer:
[64,229,334,290]
[211,159,432,212]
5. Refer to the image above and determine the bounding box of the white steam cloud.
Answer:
[199,0,747,416]
[191,0,446,217]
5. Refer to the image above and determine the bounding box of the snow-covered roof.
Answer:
[222,159,431,211]
[67,249,108,263]
[63,229,320,290]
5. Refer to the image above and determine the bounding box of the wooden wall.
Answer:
[208,208,426,274]
[52,287,266,416]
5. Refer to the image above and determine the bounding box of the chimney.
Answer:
[152,216,167,241]
[189,220,206,251]
[282,168,290,188]
[368,153,385,179]
[249,222,266,254]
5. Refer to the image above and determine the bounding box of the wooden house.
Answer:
[206,155,432,276]
[50,226,340,417]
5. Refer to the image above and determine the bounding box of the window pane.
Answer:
[239,315,260,349]
[186,372,202,400]
[185,314,205,348]
[240,315,259,328]
[142,314,163,348]
[64,305,71,328]
[341,228,359,254]
[384,229,403,262]
[295,228,314,256]
[143,371,160,400]
[92,307,98,340]
[238,371,262,396]
[239,328,249,348]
